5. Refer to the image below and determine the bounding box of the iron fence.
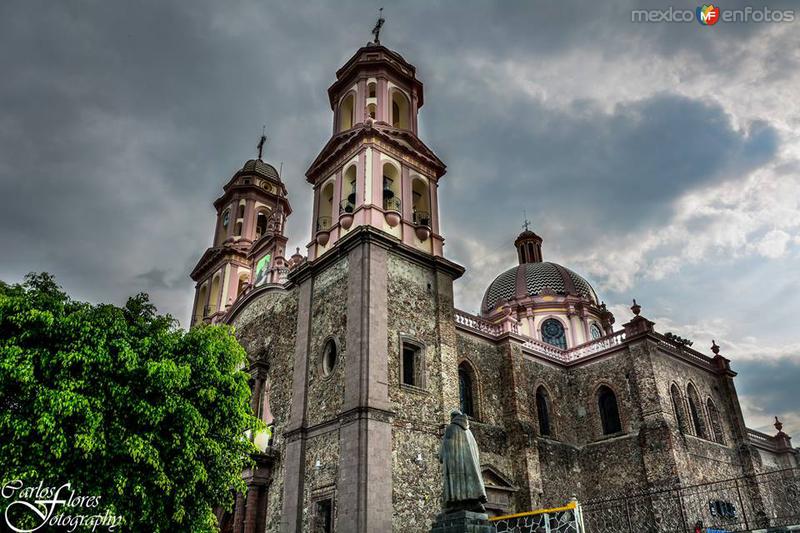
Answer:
[581,467,800,533]
[492,501,585,533]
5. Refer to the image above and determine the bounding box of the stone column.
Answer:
[280,278,314,532]
[337,240,393,533]
[232,492,246,532]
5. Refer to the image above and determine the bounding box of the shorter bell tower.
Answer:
[189,137,292,326]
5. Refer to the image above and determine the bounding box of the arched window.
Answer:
[236,203,245,218]
[234,221,243,236]
[541,318,567,350]
[458,362,476,418]
[209,274,221,314]
[255,211,268,240]
[707,398,725,444]
[368,82,376,98]
[590,323,603,340]
[390,90,410,129]
[317,181,334,232]
[367,103,376,119]
[597,385,622,435]
[382,163,401,212]
[195,283,208,322]
[687,384,707,439]
[341,165,357,214]
[670,384,688,433]
[536,386,552,437]
[339,93,355,131]
[218,208,230,243]
[411,177,430,226]
[236,273,249,299]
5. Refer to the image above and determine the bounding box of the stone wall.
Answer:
[231,287,299,533]
[305,256,348,428]
[302,430,341,532]
[386,253,451,533]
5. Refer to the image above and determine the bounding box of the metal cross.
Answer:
[257,125,267,160]
[371,8,385,44]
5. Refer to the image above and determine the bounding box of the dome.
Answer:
[237,159,281,182]
[481,262,599,313]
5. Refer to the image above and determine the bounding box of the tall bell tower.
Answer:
[304,40,447,261]
[280,35,465,533]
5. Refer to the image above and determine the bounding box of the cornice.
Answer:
[289,225,464,285]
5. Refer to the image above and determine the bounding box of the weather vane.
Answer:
[257,125,267,160]
[371,8,385,44]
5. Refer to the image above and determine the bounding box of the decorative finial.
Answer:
[257,125,267,160]
[522,209,531,232]
[371,8,385,44]
[711,340,720,355]
[774,416,783,433]
[631,299,641,316]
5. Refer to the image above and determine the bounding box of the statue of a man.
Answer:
[439,409,487,512]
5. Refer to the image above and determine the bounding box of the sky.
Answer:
[0,1,798,436]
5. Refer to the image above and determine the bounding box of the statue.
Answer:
[432,409,492,532]
[440,409,487,511]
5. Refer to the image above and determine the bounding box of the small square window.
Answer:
[400,340,424,389]
[314,498,333,533]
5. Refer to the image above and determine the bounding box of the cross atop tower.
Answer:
[257,125,267,160]
[522,210,531,232]
[371,8,385,44]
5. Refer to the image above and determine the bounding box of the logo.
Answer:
[697,4,721,25]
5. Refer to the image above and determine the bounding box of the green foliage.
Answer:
[0,273,262,532]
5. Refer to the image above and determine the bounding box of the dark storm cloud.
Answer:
[432,93,778,255]
[0,0,788,320]
[0,0,796,432]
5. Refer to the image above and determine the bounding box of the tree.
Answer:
[0,273,261,532]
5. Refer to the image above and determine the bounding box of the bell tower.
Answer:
[280,34,465,533]
[189,137,292,326]
[304,40,447,260]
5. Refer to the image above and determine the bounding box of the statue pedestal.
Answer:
[430,510,494,533]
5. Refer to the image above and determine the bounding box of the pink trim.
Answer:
[377,78,388,123]
[242,198,256,240]
[355,78,366,125]
[430,182,440,235]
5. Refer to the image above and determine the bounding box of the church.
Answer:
[188,36,798,533]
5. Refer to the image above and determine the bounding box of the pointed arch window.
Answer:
[458,362,477,418]
[707,398,725,444]
[536,386,552,437]
[541,318,567,350]
[687,384,707,439]
[598,385,622,435]
[671,384,688,434]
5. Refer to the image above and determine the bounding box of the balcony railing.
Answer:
[453,309,503,336]
[454,308,627,365]
[316,216,332,232]
[383,196,401,212]
[340,199,355,215]
[412,210,431,226]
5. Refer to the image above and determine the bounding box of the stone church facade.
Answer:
[189,41,798,533]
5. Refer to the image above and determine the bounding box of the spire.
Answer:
[257,125,267,161]
[371,8,385,45]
